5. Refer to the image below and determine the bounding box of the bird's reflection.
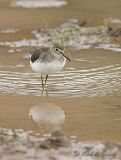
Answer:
[29,102,65,132]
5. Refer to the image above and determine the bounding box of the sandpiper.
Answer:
[30,44,71,88]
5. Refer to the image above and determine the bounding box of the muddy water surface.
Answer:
[0,0,121,142]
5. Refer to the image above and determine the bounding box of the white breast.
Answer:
[30,59,66,75]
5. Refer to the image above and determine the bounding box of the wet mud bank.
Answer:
[1,19,121,52]
[30,19,121,51]
[0,128,121,160]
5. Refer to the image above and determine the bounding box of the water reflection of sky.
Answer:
[11,0,67,8]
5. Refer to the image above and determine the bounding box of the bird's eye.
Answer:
[55,48,59,52]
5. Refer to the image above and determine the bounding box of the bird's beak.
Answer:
[59,50,71,62]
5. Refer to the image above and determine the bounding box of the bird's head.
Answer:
[51,43,71,62]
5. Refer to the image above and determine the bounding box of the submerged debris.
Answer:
[107,26,121,37]
[39,131,71,149]
[0,127,121,160]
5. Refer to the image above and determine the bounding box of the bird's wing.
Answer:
[31,53,40,63]
[30,48,49,63]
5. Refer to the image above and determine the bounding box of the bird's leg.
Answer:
[41,75,44,89]
[45,75,48,86]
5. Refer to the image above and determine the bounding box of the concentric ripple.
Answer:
[0,63,121,97]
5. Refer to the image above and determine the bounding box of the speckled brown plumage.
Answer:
[30,48,50,63]
[30,44,66,63]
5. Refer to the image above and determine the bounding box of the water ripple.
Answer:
[0,64,121,97]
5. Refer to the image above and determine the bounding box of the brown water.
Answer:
[0,0,121,142]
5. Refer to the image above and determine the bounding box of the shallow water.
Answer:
[0,0,121,142]
[0,49,121,98]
